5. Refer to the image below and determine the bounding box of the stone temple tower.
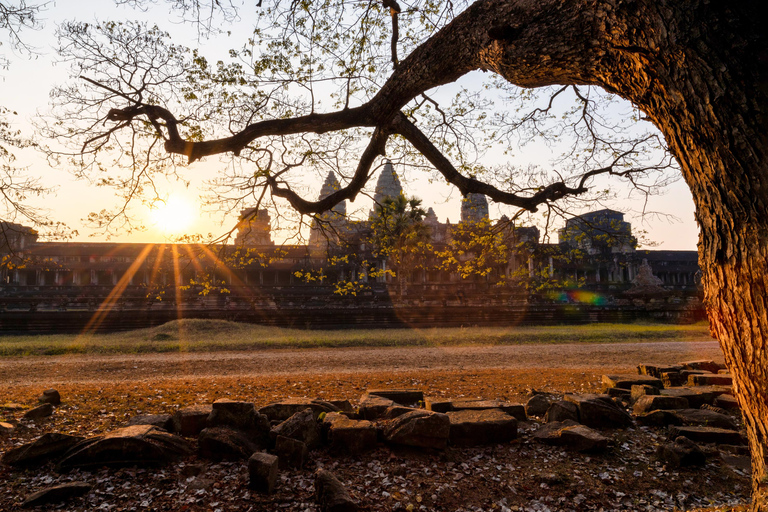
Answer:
[373,160,403,204]
[460,193,490,223]
[234,208,273,246]
[309,171,348,251]
[317,171,347,216]
[370,160,403,218]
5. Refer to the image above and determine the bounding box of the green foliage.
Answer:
[437,218,509,281]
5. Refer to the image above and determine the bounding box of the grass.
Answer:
[0,318,715,357]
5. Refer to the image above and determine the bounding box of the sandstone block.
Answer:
[198,427,258,461]
[669,426,746,445]
[525,394,555,418]
[365,389,424,406]
[446,409,517,446]
[22,482,91,508]
[384,410,450,450]
[689,374,733,387]
[533,420,609,453]
[680,360,724,374]
[57,425,192,470]
[565,394,633,428]
[258,399,339,423]
[633,395,689,414]
[630,384,660,402]
[2,433,84,467]
[660,387,725,408]
[274,435,308,469]
[657,436,706,467]
[715,394,740,411]
[637,364,683,378]
[38,389,61,406]
[545,401,579,423]
[271,408,321,449]
[315,469,358,512]
[426,399,453,413]
[358,395,395,421]
[22,403,53,421]
[173,404,213,437]
[248,452,278,494]
[602,374,662,390]
[126,414,174,431]
[672,408,738,430]
[325,414,377,455]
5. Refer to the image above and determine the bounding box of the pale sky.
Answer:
[2,1,700,250]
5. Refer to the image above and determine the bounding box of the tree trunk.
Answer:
[483,1,768,507]
[606,5,768,508]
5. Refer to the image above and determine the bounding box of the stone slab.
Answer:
[602,374,663,390]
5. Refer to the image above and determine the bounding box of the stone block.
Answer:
[248,452,278,494]
[384,410,450,450]
[635,410,680,427]
[271,408,321,448]
[545,401,579,423]
[126,414,174,431]
[680,360,724,374]
[669,426,746,445]
[447,409,517,446]
[57,425,192,470]
[22,403,53,421]
[672,409,738,430]
[715,394,740,411]
[198,427,258,461]
[660,387,725,408]
[602,374,663,390]
[425,399,453,413]
[689,374,733,387]
[661,372,684,388]
[208,399,270,446]
[315,469,358,512]
[258,399,339,423]
[365,389,424,406]
[173,404,213,437]
[0,421,14,436]
[450,400,525,421]
[525,394,556,418]
[274,435,308,469]
[2,433,84,467]
[637,364,683,378]
[21,482,91,508]
[358,395,395,420]
[533,420,609,453]
[565,394,633,428]
[630,384,660,402]
[657,436,706,467]
[633,395,689,414]
[325,414,377,454]
[38,389,61,406]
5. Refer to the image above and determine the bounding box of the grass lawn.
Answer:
[0,319,714,356]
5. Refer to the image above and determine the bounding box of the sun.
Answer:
[150,196,196,234]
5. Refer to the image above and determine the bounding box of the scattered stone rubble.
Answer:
[0,361,751,510]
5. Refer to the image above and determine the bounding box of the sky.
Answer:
[1,1,700,250]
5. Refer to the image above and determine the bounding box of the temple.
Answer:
[0,161,702,330]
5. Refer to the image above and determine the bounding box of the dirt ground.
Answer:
[0,340,751,511]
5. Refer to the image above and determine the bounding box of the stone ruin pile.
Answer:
[0,360,745,510]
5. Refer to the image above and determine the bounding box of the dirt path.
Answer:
[0,340,723,386]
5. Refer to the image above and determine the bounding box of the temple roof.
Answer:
[319,171,347,216]
[372,160,403,207]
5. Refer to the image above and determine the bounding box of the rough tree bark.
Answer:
[101,0,768,506]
